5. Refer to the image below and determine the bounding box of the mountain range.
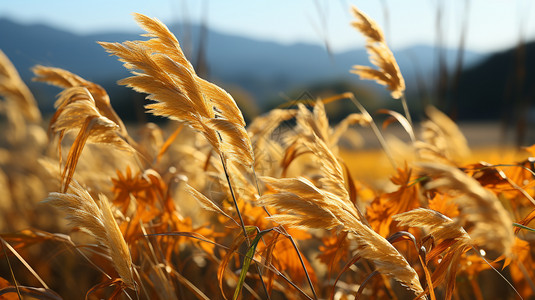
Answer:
[1,17,486,118]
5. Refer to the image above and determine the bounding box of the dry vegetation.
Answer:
[0,5,534,300]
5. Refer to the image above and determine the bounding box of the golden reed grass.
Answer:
[0,50,41,123]
[0,5,532,300]
[99,13,254,169]
[45,180,135,288]
[33,65,128,138]
[349,6,405,100]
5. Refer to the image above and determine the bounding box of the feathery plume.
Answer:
[99,14,254,168]
[0,50,42,143]
[0,50,41,123]
[350,6,385,43]
[50,87,134,191]
[394,208,471,253]
[45,181,135,288]
[247,109,297,175]
[417,106,470,165]
[350,6,405,99]
[259,176,424,295]
[32,65,127,137]
[394,208,473,299]
[419,163,514,257]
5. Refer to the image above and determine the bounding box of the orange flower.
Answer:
[366,166,422,237]
[428,194,459,219]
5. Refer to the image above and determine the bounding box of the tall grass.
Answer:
[0,5,534,300]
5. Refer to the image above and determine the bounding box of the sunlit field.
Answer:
[0,5,534,300]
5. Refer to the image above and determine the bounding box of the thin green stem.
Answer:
[219,156,270,299]
[513,223,535,233]
[220,156,248,240]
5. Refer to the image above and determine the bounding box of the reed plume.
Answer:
[45,180,135,289]
[33,65,128,138]
[394,208,471,254]
[260,123,423,295]
[0,50,41,123]
[419,163,514,257]
[99,13,254,169]
[290,100,369,149]
[417,106,471,165]
[248,109,297,175]
[350,6,405,99]
[260,176,423,295]
[0,50,43,143]
[49,87,134,192]
[394,208,473,299]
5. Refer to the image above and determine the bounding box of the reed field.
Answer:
[0,5,534,300]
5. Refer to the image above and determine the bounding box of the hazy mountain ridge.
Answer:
[455,40,535,120]
[1,18,486,113]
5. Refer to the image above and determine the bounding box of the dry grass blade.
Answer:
[44,181,135,289]
[218,232,247,300]
[155,124,182,163]
[350,6,405,100]
[1,237,49,290]
[170,270,210,300]
[377,109,416,143]
[393,209,474,299]
[394,209,521,299]
[259,176,423,295]
[0,286,62,300]
[419,163,514,257]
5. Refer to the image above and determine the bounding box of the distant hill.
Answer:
[0,18,486,118]
[453,41,535,121]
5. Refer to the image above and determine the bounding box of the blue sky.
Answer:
[1,0,534,53]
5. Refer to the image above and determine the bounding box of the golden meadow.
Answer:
[0,5,534,300]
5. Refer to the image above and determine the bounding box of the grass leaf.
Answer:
[233,229,271,300]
